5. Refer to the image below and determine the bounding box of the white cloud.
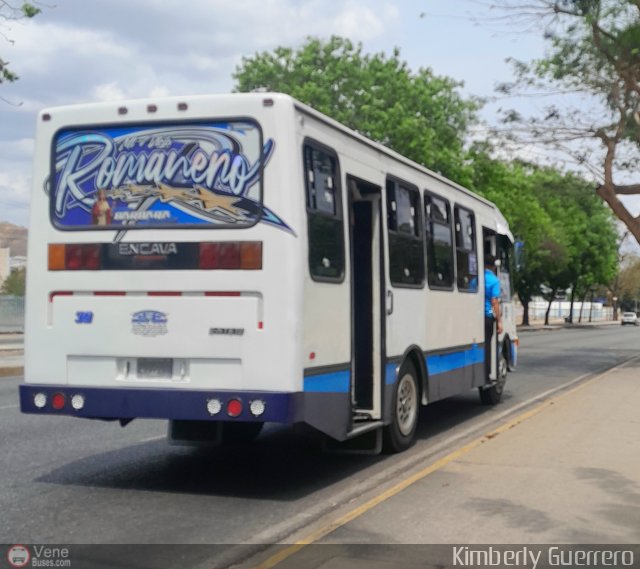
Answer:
[10,23,131,76]
[333,1,394,40]
[0,138,34,162]
[149,86,170,98]
[0,171,31,227]
[92,82,127,102]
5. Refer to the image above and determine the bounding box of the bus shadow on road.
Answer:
[36,391,514,501]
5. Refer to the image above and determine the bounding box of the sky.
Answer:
[0,0,565,228]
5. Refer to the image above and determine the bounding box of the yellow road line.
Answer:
[253,357,638,569]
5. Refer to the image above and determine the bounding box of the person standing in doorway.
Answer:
[484,254,502,380]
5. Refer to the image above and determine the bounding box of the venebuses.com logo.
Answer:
[6,545,71,567]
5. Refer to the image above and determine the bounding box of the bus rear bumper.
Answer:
[19,384,303,424]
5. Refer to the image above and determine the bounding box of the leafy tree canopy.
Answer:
[234,36,480,185]
[494,0,640,243]
[234,34,620,323]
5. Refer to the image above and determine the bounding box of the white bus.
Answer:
[20,93,517,453]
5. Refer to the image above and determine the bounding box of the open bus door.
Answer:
[324,176,385,453]
[481,227,508,404]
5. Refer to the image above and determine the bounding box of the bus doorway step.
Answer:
[353,411,373,422]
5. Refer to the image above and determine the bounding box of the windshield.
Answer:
[50,120,272,230]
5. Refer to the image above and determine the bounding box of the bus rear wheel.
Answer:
[479,352,507,405]
[383,361,419,453]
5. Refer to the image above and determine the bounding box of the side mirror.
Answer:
[514,240,525,271]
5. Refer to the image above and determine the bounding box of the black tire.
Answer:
[221,421,264,444]
[479,351,508,405]
[383,361,419,453]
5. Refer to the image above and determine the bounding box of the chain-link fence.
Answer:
[0,296,25,332]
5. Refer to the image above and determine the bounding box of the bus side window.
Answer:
[386,178,424,287]
[303,143,345,282]
[454,206,478,292]
[424,192,454,289]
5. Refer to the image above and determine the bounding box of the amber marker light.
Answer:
[240,242,262,270]
[48,244,66,270]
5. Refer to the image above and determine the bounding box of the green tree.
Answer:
[468,148,558,324]
[1,267,25,296]
[1,2,41,86]
[495,0,640,243]
[528,168,619,324]
[614,254,640,311]
[469,149,618,324]
[233,36,480,185]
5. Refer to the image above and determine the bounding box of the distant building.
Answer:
[10,256,27,270]
[0,248,9,286]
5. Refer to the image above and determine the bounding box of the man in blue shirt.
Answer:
[484,254,502,380]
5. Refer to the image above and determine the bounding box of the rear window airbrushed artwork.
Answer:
[49,120,291,232]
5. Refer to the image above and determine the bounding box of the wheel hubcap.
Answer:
[396,374,417,436]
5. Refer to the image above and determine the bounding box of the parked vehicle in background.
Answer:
[621,312,639,326]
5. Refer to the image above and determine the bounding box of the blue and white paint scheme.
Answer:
[21,93,517,451]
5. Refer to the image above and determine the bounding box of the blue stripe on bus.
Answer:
[309,345,485,392]
[426,344,484,376]
[384,344,484,385]
[385,363,398,385]
[303,370,351,393]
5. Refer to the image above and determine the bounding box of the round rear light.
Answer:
[52,393,66,410]
[206,399,222,416]
[34,393,47,409]
[71,394,85,410]
[249,399,265,417]
[226,399,243,417]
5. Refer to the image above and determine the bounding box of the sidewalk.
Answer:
[0,332,24,376]
[258,357,640,568]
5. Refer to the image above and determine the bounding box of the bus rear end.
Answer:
[20,94,304,443]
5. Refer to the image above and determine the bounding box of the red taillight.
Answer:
[199,242,262,270]
[52,393,66,410]
[227,399,243,417]
[199,243,221,269]
[199,243,240,269]
[64,244,101,270]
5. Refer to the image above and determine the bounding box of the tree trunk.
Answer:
[568,285,576,324]
[578,292,588,323]
[521,298,530,326]
[544,289,557,326]
[588,290,595,322]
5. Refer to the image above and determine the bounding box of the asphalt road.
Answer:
[1,326,638,553]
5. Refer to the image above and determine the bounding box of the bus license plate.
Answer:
[138,358,173,379]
